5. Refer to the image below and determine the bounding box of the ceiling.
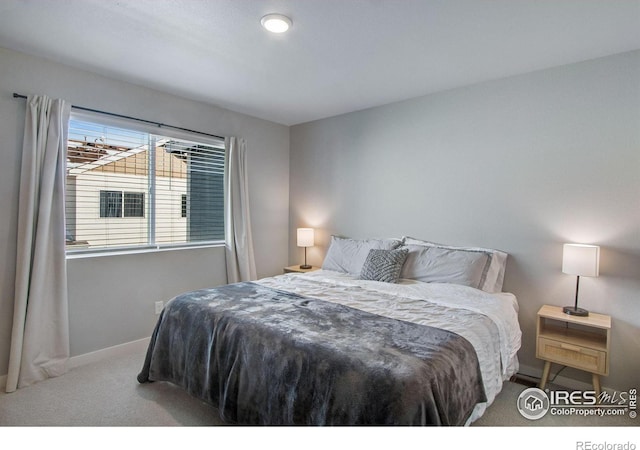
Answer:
[1,0,639,126]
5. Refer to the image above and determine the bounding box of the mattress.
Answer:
[138,269,521,425]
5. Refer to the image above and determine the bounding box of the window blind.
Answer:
[65,118,226,252]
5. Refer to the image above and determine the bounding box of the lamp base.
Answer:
[299,264,312,270]
[563,306,589,317]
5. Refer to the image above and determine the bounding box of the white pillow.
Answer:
[402,237,508,292]
[322,236,402,275]
[400,245,491,289]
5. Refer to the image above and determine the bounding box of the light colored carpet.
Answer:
[0,350,224,426]
[0,348,636,427]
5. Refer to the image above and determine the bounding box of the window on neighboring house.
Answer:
[99,191,145,218]
[65,115,226,253]
[124,192,145,218]
[99,190,122,218]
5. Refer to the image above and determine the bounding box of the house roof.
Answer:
[68,140,187,179]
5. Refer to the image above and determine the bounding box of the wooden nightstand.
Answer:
[283,265,320,274]
[536,304,611,394]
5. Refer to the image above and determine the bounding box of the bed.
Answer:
[137,236,522,425]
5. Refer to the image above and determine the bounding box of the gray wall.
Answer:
[0,47,289,369]
[290,51,640,391]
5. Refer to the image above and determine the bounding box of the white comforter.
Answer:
[257,269,522,424]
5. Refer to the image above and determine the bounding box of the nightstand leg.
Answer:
[592,374,601,396]
[539,361,551,390]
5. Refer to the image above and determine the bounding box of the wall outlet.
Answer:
[155,301,164,314]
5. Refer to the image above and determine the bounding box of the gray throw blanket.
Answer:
[137,282,486,425]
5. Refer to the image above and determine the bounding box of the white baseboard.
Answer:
[68,337,151,369]
[1,337,150,391]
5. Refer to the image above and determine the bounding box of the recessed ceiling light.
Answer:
[261,14,292,33]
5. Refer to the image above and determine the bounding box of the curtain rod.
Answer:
[12,92,225,141]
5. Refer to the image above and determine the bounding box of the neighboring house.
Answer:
[65,134,223,249]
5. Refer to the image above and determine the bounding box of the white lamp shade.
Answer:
[562,244,600,277]
[297,228,314,247]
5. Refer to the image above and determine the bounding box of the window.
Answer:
[65,116,226,252]
[99,190,122,218]
[124,192,145,218]
[98,191,144,218]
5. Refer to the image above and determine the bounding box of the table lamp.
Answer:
[297,228,314,269]
[562,243,600,316]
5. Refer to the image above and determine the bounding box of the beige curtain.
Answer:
[224,137,257,283]
[6,95,71,392]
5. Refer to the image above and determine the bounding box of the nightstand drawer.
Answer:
[537,337,606,374]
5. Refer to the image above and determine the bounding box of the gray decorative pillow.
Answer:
[359,248,409,283]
